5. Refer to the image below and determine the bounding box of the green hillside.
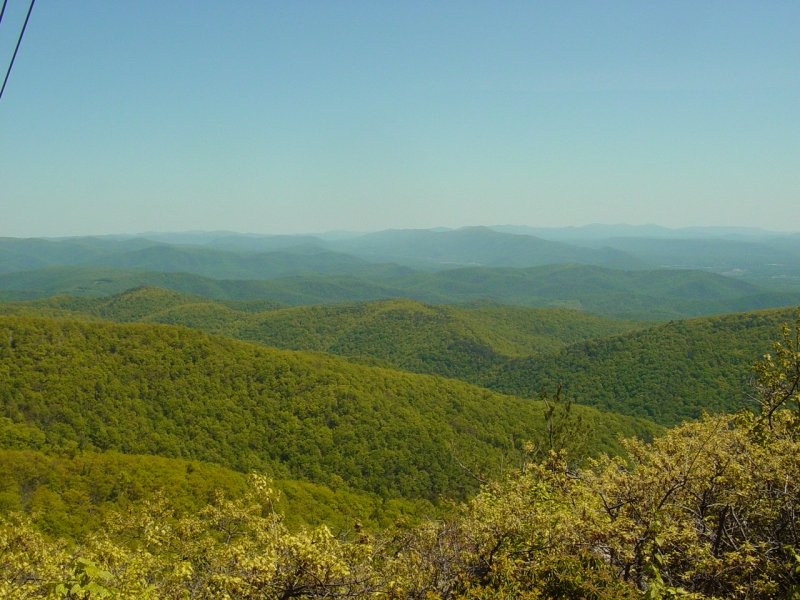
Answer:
[0,316,658,502]
[4,290,798,427]
[2,287,641,376]
[480,307,799,425]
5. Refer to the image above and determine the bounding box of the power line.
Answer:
[0,0,36,102]
[0,0,10,27]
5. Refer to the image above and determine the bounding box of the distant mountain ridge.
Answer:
[4,226,800,290]
[491,223,790,240]
[489,225,800,288]
[321,226,646,270]
[2,227,799,317]
[0,227,647,274]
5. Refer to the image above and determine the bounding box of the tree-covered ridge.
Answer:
[480,307,799,425]
[324,225,646,270]
[161,298,635,379]
[0,316,659,501]
[394,263,797,319]
[6,289,800,426]
[231,298,641,359]
[1,287,641,375]
[0,265,412,304]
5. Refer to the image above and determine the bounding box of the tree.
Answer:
[753,309,800,428]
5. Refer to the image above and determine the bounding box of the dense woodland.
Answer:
[0,448,431,539]
[2,288,794,425]
[3,349,799,597]
[0,287,641,374]
[480,307,798,424]
[0,316,658,500]
[1,230,800,597]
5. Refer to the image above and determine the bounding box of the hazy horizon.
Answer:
[3,222,799,241]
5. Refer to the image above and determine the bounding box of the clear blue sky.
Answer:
[1,1,798,236]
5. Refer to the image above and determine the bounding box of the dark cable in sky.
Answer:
[0,0,36,102]
[0,0,10,27]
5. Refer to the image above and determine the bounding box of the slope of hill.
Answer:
[0,316,659,501]
[479,307,798,425]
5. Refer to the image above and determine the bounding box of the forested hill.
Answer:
[1,287,640,375]
[479,307,799,425]
[3,290,798,426]
[0,265,401,304]
[0,316,659,501]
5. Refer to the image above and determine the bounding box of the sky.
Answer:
[1,1,798,237]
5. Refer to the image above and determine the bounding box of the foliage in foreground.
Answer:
[2,410,798,598]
